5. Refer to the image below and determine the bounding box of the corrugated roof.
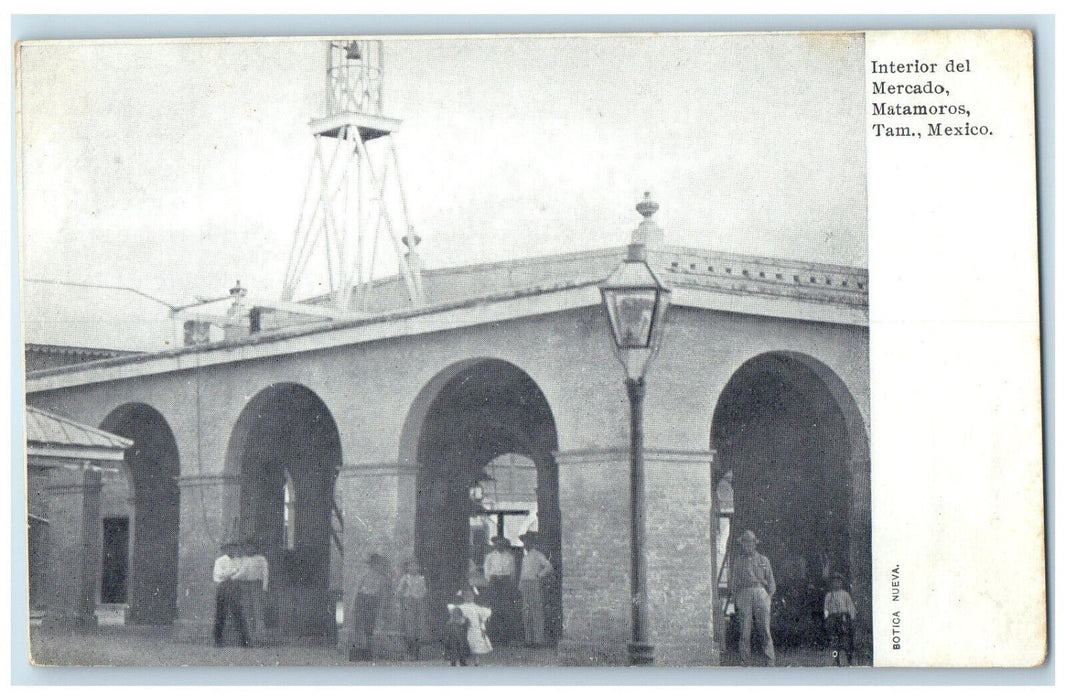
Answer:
[25,406,133,450]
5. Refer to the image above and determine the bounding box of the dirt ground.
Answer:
[28,624,560,668]
[26,623,855,670]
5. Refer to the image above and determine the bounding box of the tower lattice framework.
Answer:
[282,40,424,313]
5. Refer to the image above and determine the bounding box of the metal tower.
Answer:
[281,39,424,314]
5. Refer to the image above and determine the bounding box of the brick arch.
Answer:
[223,382,342,640]
[99,402,181,625]
[223,382,343,477]
[710,350,870,659]
[397,357,486,467]
[716,351,869,461]
[401,357,563,643]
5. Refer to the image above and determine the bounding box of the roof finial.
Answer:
[229,280,247,300]
[636,191,659,220]
[630,191,664,258]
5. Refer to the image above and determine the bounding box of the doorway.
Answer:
[100,517,130,605]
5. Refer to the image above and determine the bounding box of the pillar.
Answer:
[173,472,238,641]
[643,449,715,665]
[44,467,102,627]
[556,447,716,666]
[334,462,417,657]
[849,456,873,660]
[556,448,630,665]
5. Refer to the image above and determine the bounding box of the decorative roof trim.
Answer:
[26,248,868,393]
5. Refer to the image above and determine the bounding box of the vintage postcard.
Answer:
[15,29,1044,671]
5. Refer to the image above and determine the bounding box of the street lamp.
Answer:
[468,479,486,506]
[600,192,671,666]
[468,471,493,520]
[469,471,526,540]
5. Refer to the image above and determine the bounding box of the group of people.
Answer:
[482,532,554,647]
[213,527,858,666]
[442,531,554,666]
[443,588,492,666]
[349,553,427,661]
[344,530,553,666]
[212,540,270,648]
[730,529,858,667]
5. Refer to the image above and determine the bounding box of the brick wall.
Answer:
[644,451,715,665]
[336,464,411,655]
[558,448,715,666]
[43,468,101,627]
[173,473,235,640]
[28,303,869,659]
[557,449,630,665]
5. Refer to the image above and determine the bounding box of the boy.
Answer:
[823,573,857,666]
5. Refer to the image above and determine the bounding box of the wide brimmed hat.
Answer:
[491,535,510,546]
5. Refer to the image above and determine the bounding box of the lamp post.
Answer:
[600,192,671,666]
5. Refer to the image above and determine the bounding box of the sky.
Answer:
[18,33,867,350]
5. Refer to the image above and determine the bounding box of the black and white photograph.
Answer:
[15,28,1043,673]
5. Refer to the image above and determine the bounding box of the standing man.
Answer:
[731,529,776,666]
[396,559,428,660]
[233,540,269,646]
[212,541,252,647]
[350,552,389,660]
[483,535,517,644]
[518,532,553,647]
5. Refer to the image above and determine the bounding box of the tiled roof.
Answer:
[25,406,133,451]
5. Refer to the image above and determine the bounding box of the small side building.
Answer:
[25,406,132,627]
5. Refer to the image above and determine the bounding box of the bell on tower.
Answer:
[281,39,424,312]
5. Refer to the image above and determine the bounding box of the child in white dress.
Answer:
[447,588,492,665]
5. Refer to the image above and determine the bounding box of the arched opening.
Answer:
[711,352,870,662]
[404,359,561,643]
[225,383,342,641]
[100,403,181,625]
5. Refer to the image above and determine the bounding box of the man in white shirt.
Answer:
[518,532,553,646]
[233,542,269,645]
[212,541,252,647]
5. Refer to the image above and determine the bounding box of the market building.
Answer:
[24,199,870,665]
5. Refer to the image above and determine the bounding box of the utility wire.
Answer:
[25,278,181,312]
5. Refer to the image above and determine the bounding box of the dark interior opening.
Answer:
[100,404,180,624]
[414,359,562,642]
[712,353,852,651]
[100,516,130,604]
